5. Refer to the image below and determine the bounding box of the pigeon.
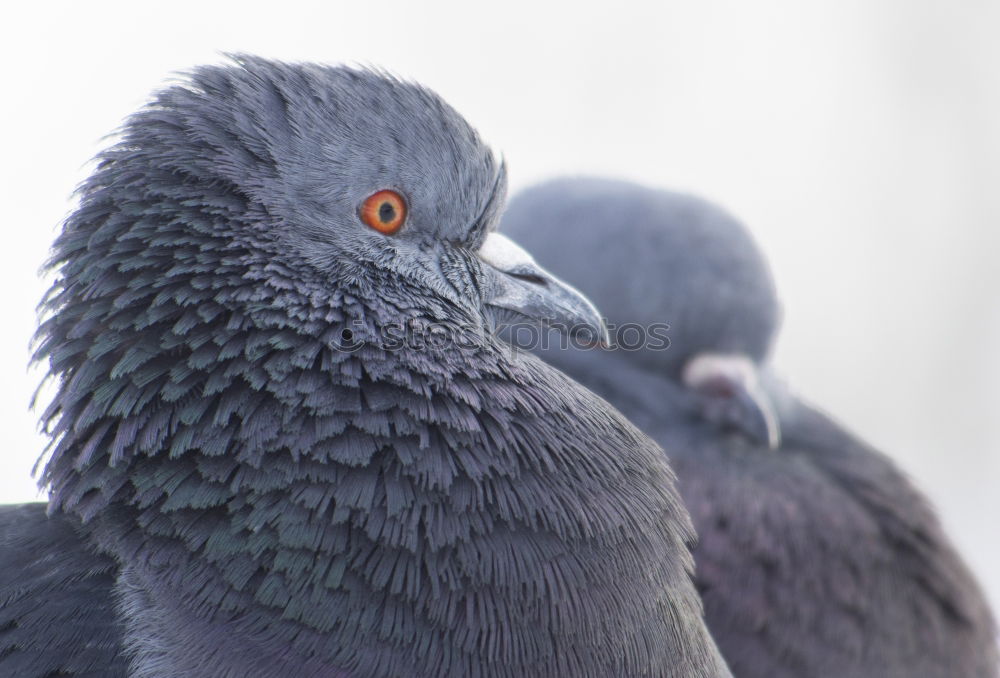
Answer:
[3,59,733,677]
[500,176,998,678]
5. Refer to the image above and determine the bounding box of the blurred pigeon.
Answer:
[2,61,732,677]
[501,176,998,678]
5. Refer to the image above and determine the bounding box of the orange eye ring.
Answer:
[360,190,407,234]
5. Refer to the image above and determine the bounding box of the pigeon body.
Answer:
[13,62,731,677]
[0,503,127,677]
[501,176,998,678]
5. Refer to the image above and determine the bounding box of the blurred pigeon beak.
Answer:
[478,233,609,344]
[731,382,782,450]
[683,353,782,450]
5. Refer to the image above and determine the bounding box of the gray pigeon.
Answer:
[2,59,733,677]
[501,176,998,678]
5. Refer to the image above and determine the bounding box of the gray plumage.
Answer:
[501,176,998,678]
[5,59,732,677]
[0,504,127,677]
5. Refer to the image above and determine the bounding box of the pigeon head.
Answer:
[502,177,783,447]
[190,57,603,336]
[52,56,600,354]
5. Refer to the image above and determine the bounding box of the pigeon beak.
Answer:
[683,353,782,450]
[478,233,609,344]
[731,381,782,450]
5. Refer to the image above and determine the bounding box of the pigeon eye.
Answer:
[360,190,407,234]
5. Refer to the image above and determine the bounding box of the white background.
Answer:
[2,1,998,612]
